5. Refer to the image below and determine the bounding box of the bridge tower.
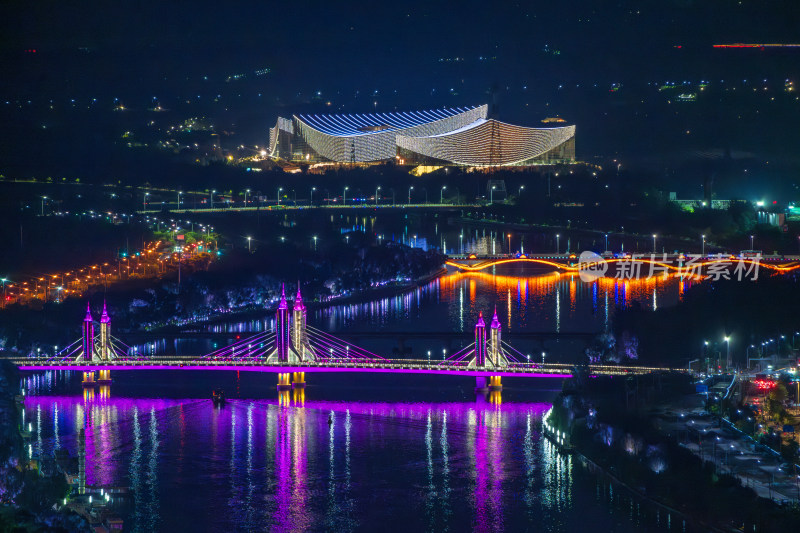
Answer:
[474,312,487,367]
[291,285,315,363]
[473,313,490,391]
[99,301,110,360]
[489,307,501,364]
[81,302,95,362]
[488,307,504,390]
[96,301,113,384]
[276,284,291,362]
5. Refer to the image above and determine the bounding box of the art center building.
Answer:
[268,104,575,167]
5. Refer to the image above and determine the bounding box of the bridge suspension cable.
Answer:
[197,331,277,361]
[306,325,388,361]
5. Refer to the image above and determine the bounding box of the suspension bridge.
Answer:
[8,285,683,391]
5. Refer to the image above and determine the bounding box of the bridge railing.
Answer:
[9,357,687,375]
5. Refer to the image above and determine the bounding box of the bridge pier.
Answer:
[277,372,292,391]
[97,369,111,384]
[475,376,489,392]
[489,375,502,390]
[81,371,97,388]
[291,372,305,388]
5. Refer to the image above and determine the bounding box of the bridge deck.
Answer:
[12,359,682,378]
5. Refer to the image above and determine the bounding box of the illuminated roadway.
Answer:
[9,358,684,379]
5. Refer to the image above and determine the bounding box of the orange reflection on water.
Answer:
[439,270,693,320]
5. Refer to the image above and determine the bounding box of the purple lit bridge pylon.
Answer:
[9,286,683,389]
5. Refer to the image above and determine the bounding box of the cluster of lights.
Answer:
[753,379,777,390]
[396,119,575,166]
[542,407,567,446]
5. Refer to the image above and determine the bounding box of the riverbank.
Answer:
[148,266,447,333]
[453,216,723,254]
[0,361,91,532]
[547,373,800,531]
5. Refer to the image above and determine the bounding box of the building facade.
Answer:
[268,104,575,166]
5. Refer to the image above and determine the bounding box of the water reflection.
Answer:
[21,379,697,532]
[195,271,692,338]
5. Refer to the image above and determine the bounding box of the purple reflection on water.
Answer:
[22,388,581,531]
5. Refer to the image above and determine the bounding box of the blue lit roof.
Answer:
[295,106,483,136]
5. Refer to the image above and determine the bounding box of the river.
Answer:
[20,269,703,531]
[22,371,702,532]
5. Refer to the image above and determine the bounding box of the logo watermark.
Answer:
[577,253,761,282]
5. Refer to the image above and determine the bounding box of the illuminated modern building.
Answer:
[268,104,575,166]
[397,118,575,166]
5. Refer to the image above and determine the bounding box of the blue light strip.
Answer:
[296,106,482,136]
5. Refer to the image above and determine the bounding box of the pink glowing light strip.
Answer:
[17,364,573,378]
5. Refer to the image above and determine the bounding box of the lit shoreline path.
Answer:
[8,284,684,389]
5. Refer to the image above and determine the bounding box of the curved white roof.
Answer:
[295,106,485,137]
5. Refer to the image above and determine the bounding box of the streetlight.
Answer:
[277,187,283,205]
[652,234,657,253]
[177,191,182,209]
[441,186,446,204]
[490,185,496,204]
[556,234,560,254]
[313,236,317,250]
[210,190,215,209]
[247,236,252,252]
[605,233,609,252]
[310,187,316,206]
[507,233,512,254]
[459,233,463,254]
[750,234,754,249]
[41,196,47,216]
[143,192,149,212]
[702,234,706,256]
[408,186,414,205]
[519,185,525,197]
[724,336,731,370]
[245,189,250,207]
[343,186,349,206]
[375,186,381,207]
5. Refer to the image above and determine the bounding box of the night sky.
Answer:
[1,0,800,192]
[3,0,799,104]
